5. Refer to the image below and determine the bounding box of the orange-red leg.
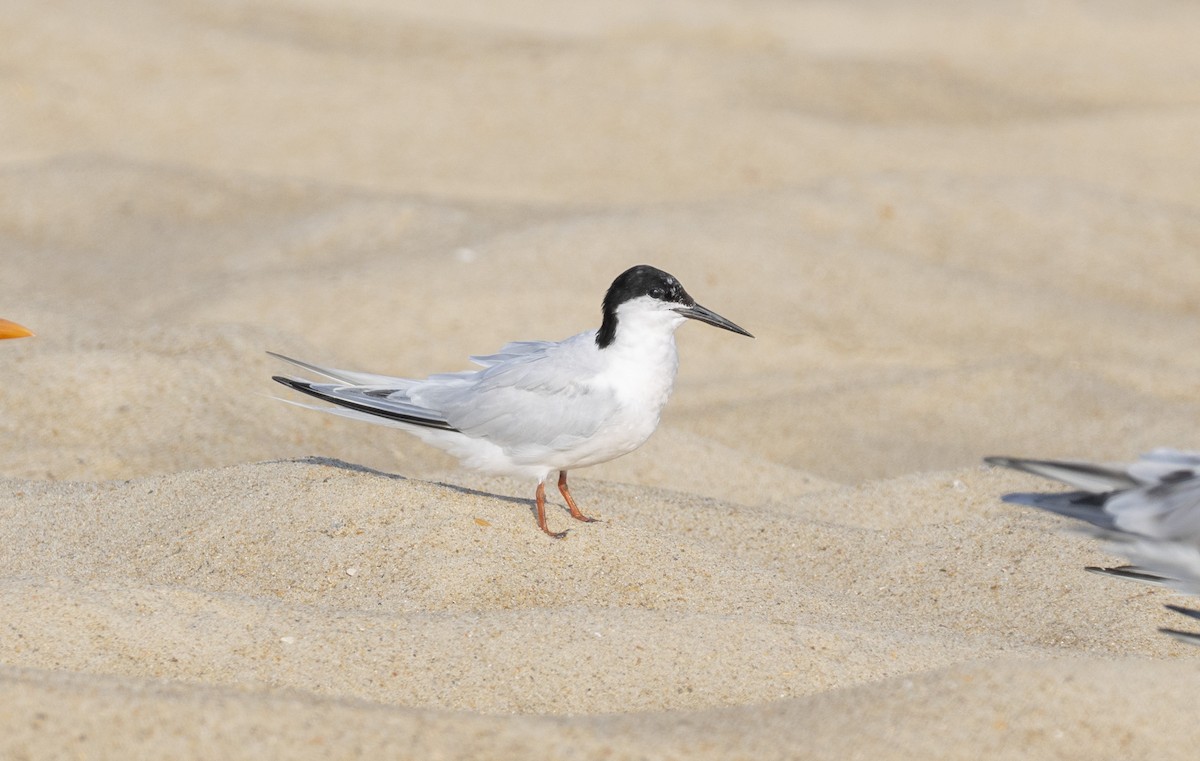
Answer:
[536,481,568,538]
[558,471,596,523]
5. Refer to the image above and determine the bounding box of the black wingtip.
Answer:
[273,375,308,391]
[272,375,460,432]
[996,490,1118,531]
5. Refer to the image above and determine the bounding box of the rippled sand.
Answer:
[4,1,1200,758]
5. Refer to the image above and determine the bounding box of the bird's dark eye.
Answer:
[650,287,665,299]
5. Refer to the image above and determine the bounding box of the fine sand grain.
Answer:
[4,1,1200,758]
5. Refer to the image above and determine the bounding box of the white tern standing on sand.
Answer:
[272,265,753,537]
[987,451,1200,644]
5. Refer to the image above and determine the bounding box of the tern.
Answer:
[272,265,753,537]
[987,450,1200,644]
[0,320,33,340]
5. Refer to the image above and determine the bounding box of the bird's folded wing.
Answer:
[469,341,557,368]
[412,350,613,451]
[1103,475,1200,540]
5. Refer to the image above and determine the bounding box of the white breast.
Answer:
[552,305,683,470]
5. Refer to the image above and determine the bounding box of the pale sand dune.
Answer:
[4,658,1198,760]
[0,462,1198,758]
[4,0,1200,757]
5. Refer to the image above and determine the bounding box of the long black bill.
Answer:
[674,303,753,338]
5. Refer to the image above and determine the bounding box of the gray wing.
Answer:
[1116,538,1200,594]
[469,341,557,368]
[986,452,1200,540]
[997,489,1118,532]
[1104,473,1200,541]
[270,352,456,430]
[411,336,615,456]
[983,455,1139,492]
[270,334,617,458]
[1128,448,1200,483]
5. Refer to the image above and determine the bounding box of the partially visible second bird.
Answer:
[987,450,1200,644]
[273,265,753,537]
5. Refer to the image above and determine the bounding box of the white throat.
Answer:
[599,298,685,411]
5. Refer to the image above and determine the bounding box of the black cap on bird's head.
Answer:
[595,265,753,348]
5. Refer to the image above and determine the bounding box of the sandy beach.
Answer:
[4,1,1200,758]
